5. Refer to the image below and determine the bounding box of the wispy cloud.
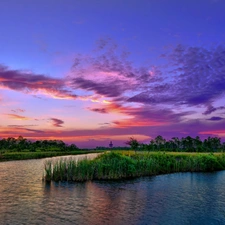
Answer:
[70,40,225,111]
[203,105,225,115]
[50,118,64,127]
[129,44,225,107]
[69,40,225,139]
[89,107,108,114]
[1,38,225,143]
[69,37,161,101]
[207,116,224,121]
[11,108,25,113]
[6,114,30,120]
[0,65,77,100]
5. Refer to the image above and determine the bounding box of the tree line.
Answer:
[0,136,79,152]
[1,135,225,153]
[127,135,225,152]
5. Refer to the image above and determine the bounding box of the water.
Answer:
[1,155,225,225]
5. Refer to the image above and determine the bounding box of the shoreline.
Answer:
[44,151,225,182]
[0,150,103,162]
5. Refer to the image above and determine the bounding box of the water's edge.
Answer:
[1,154,225,225]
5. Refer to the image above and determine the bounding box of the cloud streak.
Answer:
[50,118,64,127]
[70,40,225,111]
[11,108,25,113]
[0,65,78,100]
[207,116,224,121]
[129,44,225,107]
[68,40,225,142]
[203,105,225,115]
[70,37,162,101]
[1,39,225,145]
[6,114,30,120]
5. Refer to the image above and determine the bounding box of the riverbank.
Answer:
[44,151,225,182]
[0,150,103,162]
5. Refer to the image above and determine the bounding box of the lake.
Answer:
[0,154,225,225]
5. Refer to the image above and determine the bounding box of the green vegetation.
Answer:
[126,137,140,152]
[128,135,225,152]
[1,135,225,162]
[0,136,101,161]
[0,150,101,161]
[0,136,79,153]
[44,151,225,182]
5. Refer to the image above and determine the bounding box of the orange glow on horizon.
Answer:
[199,130,225,137]
[0,130,150,143]
[113,119,169,128]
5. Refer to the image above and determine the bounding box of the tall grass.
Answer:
[44,151,225,182]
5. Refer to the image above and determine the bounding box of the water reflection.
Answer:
[1,157,225,224]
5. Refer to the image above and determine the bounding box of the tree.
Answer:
[194,136,203,152]
[154,135,166,150]
[171,137,180,151]
[126,138,139,152]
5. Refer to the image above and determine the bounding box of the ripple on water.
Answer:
[1,157,225,225]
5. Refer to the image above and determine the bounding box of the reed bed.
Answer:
[44,151,225,182]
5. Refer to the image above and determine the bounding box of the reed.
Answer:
[44,160,52,182]
[44,151,225,182]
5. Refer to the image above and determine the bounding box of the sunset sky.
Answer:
[0,0,225,148]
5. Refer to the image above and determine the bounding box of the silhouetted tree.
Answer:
[126,138,139,152]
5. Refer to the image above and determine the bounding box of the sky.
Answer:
[0,0,225,148]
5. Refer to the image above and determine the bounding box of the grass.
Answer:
[0,150,103,162]
[44,151,225,182]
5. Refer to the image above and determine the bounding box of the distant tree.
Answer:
[126,138,139,152]
[67,144,78,151]
[148,139,157,151]
[194,136,203,152]
[154,135,166,150]
[171,137,180,151]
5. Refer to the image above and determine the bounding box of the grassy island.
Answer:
[44,151,225,182]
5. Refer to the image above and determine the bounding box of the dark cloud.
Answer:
[70,41,225,117]
[50,118,64,127]
[7,125,44,133]
[89,107,108,114]
[72,77,124,98]
[2,39,225,144]
[207,116,224,121]
[203,105,225,115]
[0,65,77,99]
[94,36,118,52]
[70,37,162,99]
[11,109,25,113]
[3,125,44,134]
[69,40,225,142]
[99,122,110,125]
[168,45,225,105]
[128,44,225,108]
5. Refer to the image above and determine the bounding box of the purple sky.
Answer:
[0,0,225,148]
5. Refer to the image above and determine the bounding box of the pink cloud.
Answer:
[0,65,78,100]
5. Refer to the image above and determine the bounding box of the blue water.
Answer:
[0,155,225,225]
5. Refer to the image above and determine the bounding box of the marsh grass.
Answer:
[44,151,225,182]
